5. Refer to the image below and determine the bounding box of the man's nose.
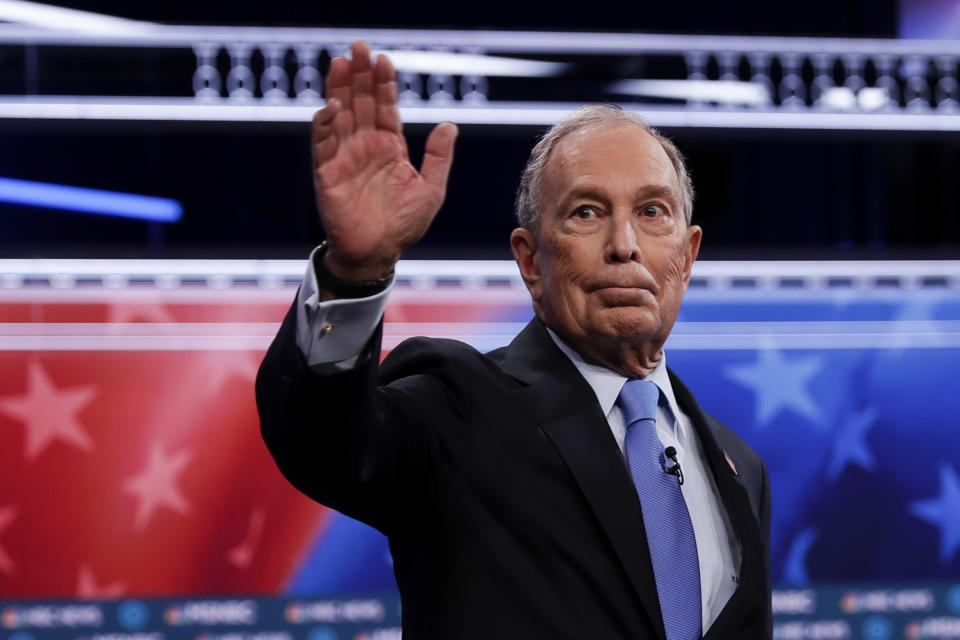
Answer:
[606,215,640,263]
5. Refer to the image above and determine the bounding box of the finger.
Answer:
[420,122,458,193]
[374,53,402,134]
[332,109,354,142]
[311,99,339,144]
[326,55,352,111]
[312,100,341,165]
[350,41,376,130]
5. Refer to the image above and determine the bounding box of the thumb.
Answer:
[420,122,458,192]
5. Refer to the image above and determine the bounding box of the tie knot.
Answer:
[617,379,659,426]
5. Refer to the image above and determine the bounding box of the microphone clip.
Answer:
[662,446,684,486]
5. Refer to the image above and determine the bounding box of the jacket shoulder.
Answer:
[379,336,515,386]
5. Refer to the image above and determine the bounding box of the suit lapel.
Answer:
[668,369,763,549]
[502,320,667,640]
[668,369,766,638]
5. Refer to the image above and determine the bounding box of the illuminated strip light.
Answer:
[0,258,958,281]
[3,97,960,131]
[0,321,277,351]
[0,335,274,350]
[663,327,960,351]
[0,177,183,222]
[3,334,960,351]
[1,321,959,351]
[375,49,567,77]
[608,79,771,106]
[0,289,532,307]
[0,0,156,33]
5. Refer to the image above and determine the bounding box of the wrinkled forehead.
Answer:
[543,123,680,195]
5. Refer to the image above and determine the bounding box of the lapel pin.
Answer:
[723,449,738,476]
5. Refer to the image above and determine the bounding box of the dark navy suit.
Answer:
[257,305,772,639]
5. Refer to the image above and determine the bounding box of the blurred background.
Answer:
[0,1,959,638]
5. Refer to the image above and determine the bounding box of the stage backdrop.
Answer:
[0,259,959,640]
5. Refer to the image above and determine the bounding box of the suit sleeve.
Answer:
[256,298,468,535]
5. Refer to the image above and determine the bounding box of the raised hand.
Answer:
[312,41,458,281]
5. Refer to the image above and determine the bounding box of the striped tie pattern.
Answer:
[618,379,702,640]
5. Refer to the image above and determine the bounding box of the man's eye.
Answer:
[573,205,597,219]
[642,204,666,217]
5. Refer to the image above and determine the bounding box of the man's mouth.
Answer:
[588,278,659,296]
[591,286,656,305]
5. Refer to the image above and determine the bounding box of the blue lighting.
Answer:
[0,177,183,222]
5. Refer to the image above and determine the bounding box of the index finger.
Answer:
[374,52,401,134]
[325,55,352,110]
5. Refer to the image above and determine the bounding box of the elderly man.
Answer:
[257,41,772,640]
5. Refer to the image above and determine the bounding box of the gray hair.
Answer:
[514,104,694,230]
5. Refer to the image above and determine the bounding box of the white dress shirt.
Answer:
[295,247,740,631]
[545,328,741,631]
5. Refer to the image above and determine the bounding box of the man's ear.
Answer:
[681,224,702,286]
[510,227,542,302]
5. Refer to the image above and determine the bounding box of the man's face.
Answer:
[512,123,701,352]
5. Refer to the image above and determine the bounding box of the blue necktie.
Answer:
[618,379,702,640]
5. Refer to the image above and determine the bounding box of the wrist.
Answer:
[314,241,394,299]
[323,245,397,282]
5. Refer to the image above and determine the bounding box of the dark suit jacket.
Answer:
[257,304,772,639]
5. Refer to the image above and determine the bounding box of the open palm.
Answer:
[313,42,457,280]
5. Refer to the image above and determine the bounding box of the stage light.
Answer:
[857,87,891,111]
[608,79,771,106]
[5,97,960,131]
[819,87,858,111]
[0,0,154,33]
[373,49,568,77]
[0,177,183,222]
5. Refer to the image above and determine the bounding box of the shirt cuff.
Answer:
[295,244,393,370]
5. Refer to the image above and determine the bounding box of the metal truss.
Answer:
[1,3,960,131]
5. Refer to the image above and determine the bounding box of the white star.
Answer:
[107,301,175,325]
[0,361,96,460]
[123,443,193,531]
[0,506,18,575]
[910,463,960,564]
[194,351,261,395]
[826,407,878,480]
[886,294,944,356]
[384,304,409,322]
[227,507,266,569]
[783,527,818,585]
[77,565,126,599]
[725,348,824,428]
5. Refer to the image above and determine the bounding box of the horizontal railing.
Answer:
[0,260,958,291]
[2,10,960,129]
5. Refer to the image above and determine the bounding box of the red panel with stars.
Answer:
[0,287,328,598]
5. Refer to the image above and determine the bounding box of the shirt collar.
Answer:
[545,327,683,428]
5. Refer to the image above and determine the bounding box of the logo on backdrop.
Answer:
[163,600,257,626]
[117,600,148,631]
[840,590,936,614]
[1,605,104,630]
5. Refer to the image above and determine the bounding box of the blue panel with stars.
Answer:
[668,286,960,584]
